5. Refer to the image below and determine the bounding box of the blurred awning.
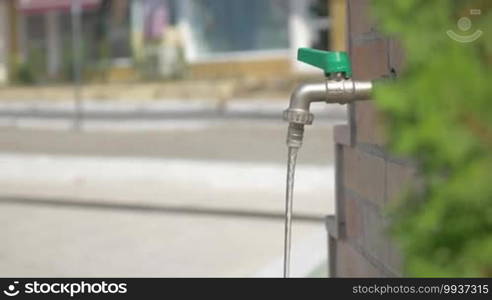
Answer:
[19,0,101,14]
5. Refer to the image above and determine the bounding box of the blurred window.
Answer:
[24,15,48,75]
[57,11,99,61]
[108,0,132,59]
[308,0,330,50]
[188,0,289,56]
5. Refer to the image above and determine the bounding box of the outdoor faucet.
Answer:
[283,48,373,148]
[282,48,373,277]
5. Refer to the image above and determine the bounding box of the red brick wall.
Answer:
[326,0,416,277]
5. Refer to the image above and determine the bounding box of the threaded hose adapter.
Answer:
[286,123,305,148]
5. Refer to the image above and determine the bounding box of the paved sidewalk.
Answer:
[0,202,327,277]
[0,99,346,128]
[0,121,337,164]
[0,154,333,277]
[0,120,339,277]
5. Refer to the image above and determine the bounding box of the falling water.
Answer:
[283,146,299,278]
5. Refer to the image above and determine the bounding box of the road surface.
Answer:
[0,103,344,277]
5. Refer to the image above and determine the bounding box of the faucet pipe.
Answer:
[286,79,372,113]
[283,78,373,148]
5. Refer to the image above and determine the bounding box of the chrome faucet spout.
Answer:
[283,79,372,148]
[288,83,327,111]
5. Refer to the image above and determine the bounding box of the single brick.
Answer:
[350,38,390,80]
[342,145,386,208]
[347,0,377,38]
[388,239,404,275]
[386,161,417,204]
[335,238,382,277]
[343,190,364,247]
[362,204,390,266]
[354,101,387,146]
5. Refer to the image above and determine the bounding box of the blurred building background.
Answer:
[0,0,348,277]
[0,0,346,85]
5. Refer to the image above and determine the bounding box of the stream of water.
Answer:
[283,146,299,278]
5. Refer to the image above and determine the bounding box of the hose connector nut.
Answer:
[282,109,314,125]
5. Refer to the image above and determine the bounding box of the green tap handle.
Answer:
[297,48,352,78]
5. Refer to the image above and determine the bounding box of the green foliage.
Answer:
[372,0,492,276]
[12,61,36,85]
[10,48,46,85]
